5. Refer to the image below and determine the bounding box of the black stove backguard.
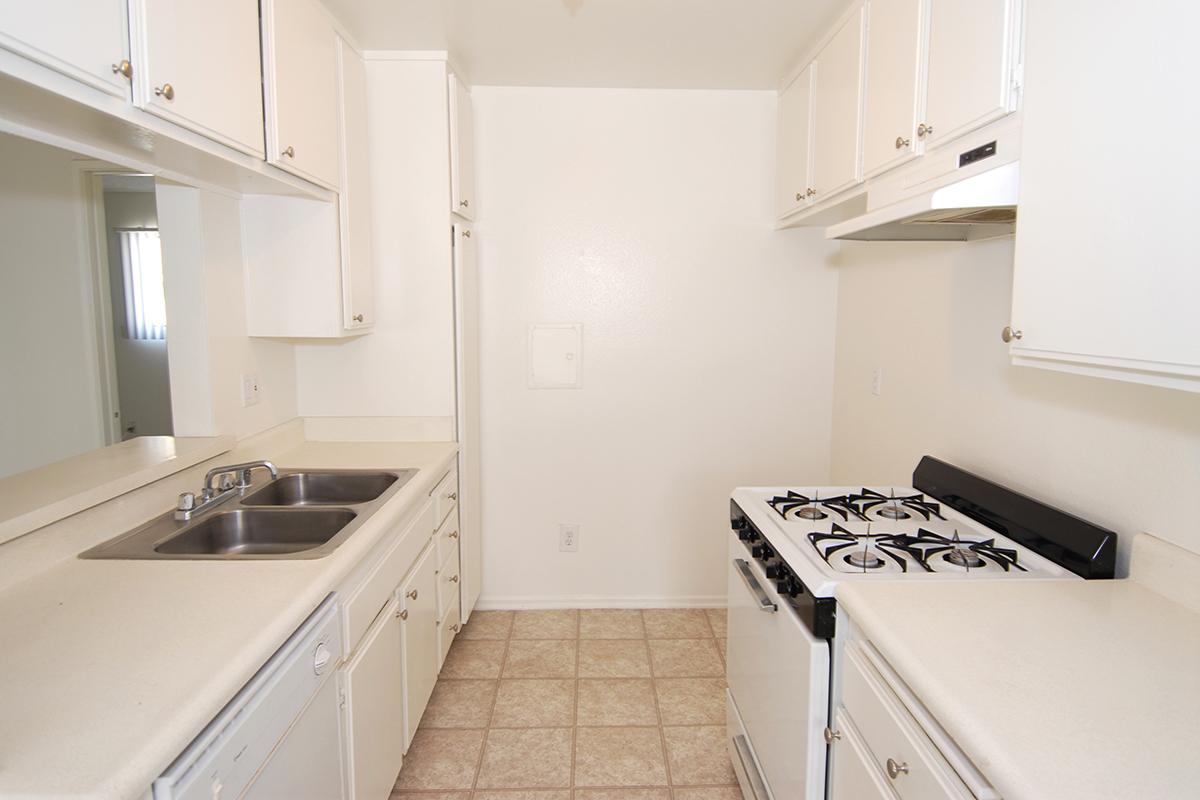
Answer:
[912,456,1117,579]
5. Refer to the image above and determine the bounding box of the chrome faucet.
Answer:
[175,460,279,521]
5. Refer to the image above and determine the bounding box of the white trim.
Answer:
[476,595,727,610]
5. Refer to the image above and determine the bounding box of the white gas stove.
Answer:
[724,457,1117,800]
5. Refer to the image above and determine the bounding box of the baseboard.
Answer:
[475,594,726,610]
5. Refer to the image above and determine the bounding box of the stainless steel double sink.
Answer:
[80,469,417,560]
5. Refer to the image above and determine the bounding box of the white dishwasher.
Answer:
[153,594,346,800]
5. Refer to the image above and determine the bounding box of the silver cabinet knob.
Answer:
[398,608,408,620]
[462,229,472,238]
[823,727,842,745]
[448,531,459,539]
[352,313,364,323]
[449,574,459,583]
[451,623,462,633]
[917,122,934,138]
[1001,325,1024,343]
[154,83,175,101]
[448,492,458,501]
[886,758,909,779]
[806,187,817,198]
[111,60,133,79]
[281,146,295,158]
[795,192,804,202]
[459,199,470,208]
[406,589,419,600]
[895,135,911,149]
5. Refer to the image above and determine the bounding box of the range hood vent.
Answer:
[827,160,1020,242]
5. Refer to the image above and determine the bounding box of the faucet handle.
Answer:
[177,492,196,512]
[218,473,236,492]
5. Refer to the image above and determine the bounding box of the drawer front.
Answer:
[435,511,460,566]
[437,596,461,670]
[432,467,458,526]
[344,500,435,653]
[830,709,897,800]
[841,644,971,800]
[436,547,461,620]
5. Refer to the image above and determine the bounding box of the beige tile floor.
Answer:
[391,608,741,800]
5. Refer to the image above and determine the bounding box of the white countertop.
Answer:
[0,440,457,800]
[838,578,1200,800]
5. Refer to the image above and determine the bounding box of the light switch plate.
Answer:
[528,323,583,389]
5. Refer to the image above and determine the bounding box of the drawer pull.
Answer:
[448,574,459,583]
[448,531,459,539]
[447,492,458,501]
[406,589,419,600]
[823,727,842,745]
[887,758,909,779]
[733,558,777,613]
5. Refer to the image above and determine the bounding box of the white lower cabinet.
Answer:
[399,543,440,750]
[831,710,897,800]
[343,599,405,800]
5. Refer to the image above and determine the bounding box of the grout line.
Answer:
[467,616,511,791]
[643,609,677,789]
[571,609,581,790]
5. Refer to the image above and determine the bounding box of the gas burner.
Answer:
[844,550,885,570]
[852,488,945,521]
[768,492,866,522]
[944,548,986,569]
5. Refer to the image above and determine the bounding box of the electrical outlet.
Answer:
[241,373,262,407]
[871,367,883,397]
[559,524,579,552]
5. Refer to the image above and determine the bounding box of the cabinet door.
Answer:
[133,0,265,157]
[264,0,341,186]
[812,7,866,201]
[0,0,130,96]
[449,72,475,219]
[923,0,1016,147]
[775,64,814,218]
[1010,0,1200,388]
[452,222,482,622]
[344,599,404,800]
[399,543,440,750]
[830,711,897,800]
[862,0,925,178]
[337,36,374,330]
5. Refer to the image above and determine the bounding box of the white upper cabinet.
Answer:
[262,0,341,188]
[922,0,1017,148]
[861,0,925,178]
[775,64,814,219]
[131,0,265,157]
[811,7,866,201]
[337,36,374,330]
[1009,0,1200,392]
[0,0,131,97]
[448,72,475,219]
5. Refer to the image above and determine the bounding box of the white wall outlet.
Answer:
[871,367,883,397]
[559,523,580,552]
[241,373,262,407]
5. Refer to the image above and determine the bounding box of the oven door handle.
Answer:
[732,734,772,800]
[734,558,777,613]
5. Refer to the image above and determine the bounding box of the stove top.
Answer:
[733,484,1073,587]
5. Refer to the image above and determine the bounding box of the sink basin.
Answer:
[242,472,399,506]
[155,508,356,556]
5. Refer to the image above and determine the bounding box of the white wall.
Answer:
[293,58,457,433]
[0,134,106,478]
[829,238,1200,574]
[473,87,840,606]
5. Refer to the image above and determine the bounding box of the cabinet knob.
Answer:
[449,574,459,583]
[459,199,470,208]
[448,492,457,501]
[451,623,462,633]
[895,135,911,149]
[111,60,133,79]
[352,313,364,323]
[795,192,804,202]
[917,122,934,138]
[398,608,409,620]
[406,589,419,600]
[154,83,175,101]
[806,188,817,198]
[886,758,910,779]
[448,531,459,539]
[1001,325,1023,343]
[281,145,295,158]
[462,229,472,238]
[823,727,842,745]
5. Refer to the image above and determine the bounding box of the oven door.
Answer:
[726,530,830,800]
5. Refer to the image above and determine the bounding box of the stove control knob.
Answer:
[752,543,773,559]
[731,517,747,530]
[737,529,756,542]
[765,562,785,579]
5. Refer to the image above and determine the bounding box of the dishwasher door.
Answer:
[153,595,345,800]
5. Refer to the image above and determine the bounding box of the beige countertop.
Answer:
[0,440,457,800]
[838,577,1200,800]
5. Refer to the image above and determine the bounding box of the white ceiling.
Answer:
[321,0,847,89]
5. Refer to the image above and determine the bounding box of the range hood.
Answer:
[826,156,1019,242]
